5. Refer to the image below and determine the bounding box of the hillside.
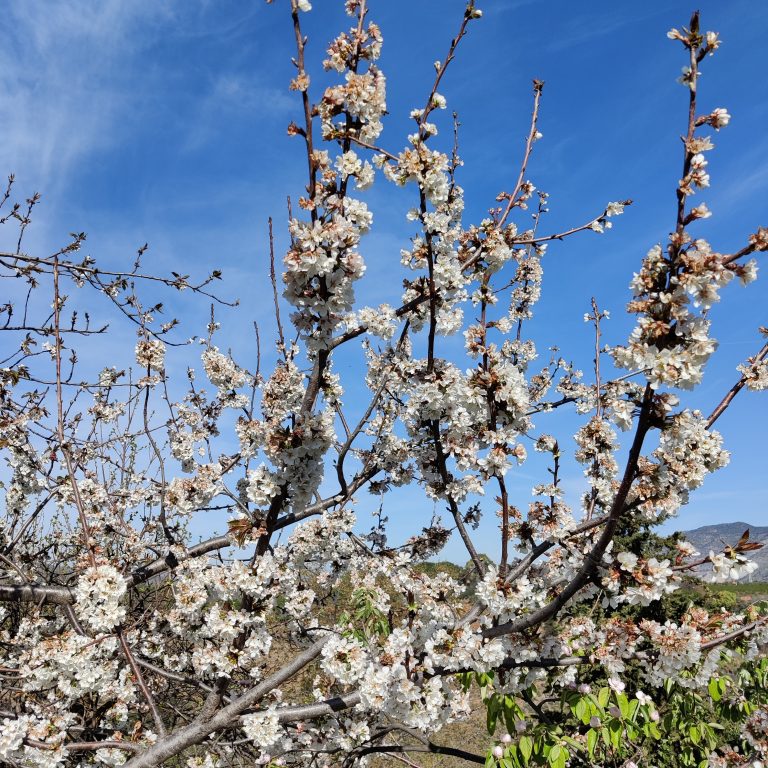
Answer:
[682,521,768,581]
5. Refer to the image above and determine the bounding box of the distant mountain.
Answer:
[681,522,768,582]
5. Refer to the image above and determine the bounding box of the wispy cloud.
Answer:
[0,1,183,194]
[715,159,768,211]
[545,6,670,53]
[182,74,294,152]
[485,0,540,17]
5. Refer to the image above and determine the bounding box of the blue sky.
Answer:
[1,0,766,560]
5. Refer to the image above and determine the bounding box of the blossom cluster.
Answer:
[73,563,128,633]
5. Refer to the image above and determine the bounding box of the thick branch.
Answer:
[123,636,329,768]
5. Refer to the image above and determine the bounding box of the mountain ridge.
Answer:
[681,521,768,581]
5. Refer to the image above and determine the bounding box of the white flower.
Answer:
[297,0,312,11]
[335,150,362,179]
[707,550,758,583]
[247,465,281,508]
[690,203,711,219]
[737,259,759,287]
[431,93,447,109]
[74,564,128,633]
[187,756,221,768]
[166,464,223,515]
[135,339,165,372]
[710,107,730,129]
[738,356,768,390]
[676,540,699,558]
[535,434,557,453]
[617,551,638,571]
[96,747,129,766]
[0,717,27,760]
[357,304,397,340]
[202,346,246,391]
[356,161,375,190]
[608,677,626,692]
[242,710,282,749]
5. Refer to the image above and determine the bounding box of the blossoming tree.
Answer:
[1,2,767,767]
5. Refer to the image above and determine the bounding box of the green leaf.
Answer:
[689,725,700,745]
[562,735,583,752]
[478,672,493,686]
[587,729,598,759]
[564,691,580,708]
[598,687,611,708]
[609,720,622,750]
[519,736,533,764]
[617,693,629,719]
[575,698,589,724]
[503,696,523,735]
[486,695,501,735]
[708,678,721,702]
[548,747,567,768]
[548,745,563,766]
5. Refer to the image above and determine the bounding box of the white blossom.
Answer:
[74,564,128,632]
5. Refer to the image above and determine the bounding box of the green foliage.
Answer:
[714,581,768,596]
[478,656,768,768]
[414,560,465,581]
[338,585,391,642]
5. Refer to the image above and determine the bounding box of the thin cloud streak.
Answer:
[182,74,295,153]
[545,6,672,52]
[0,1,173,193]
